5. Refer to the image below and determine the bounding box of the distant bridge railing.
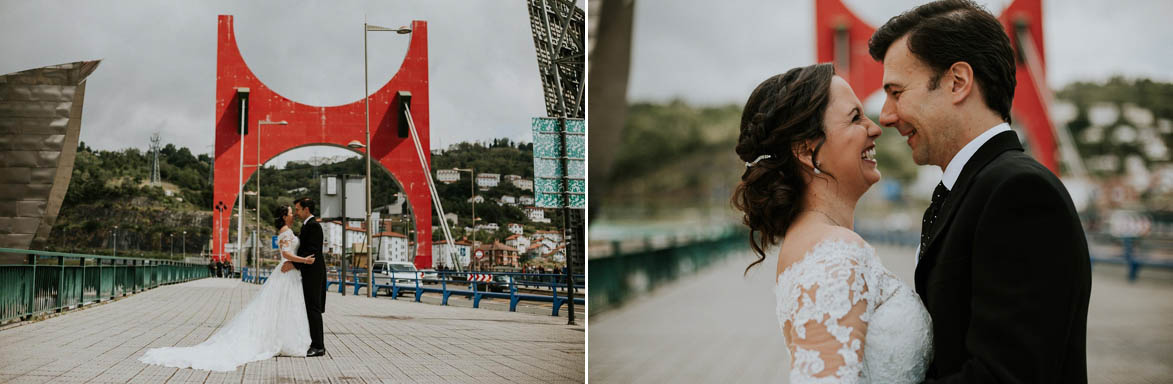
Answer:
[587,224,926,316]
[855,227,921,249]
[241,267,585,316]
[0,248,210,324]
[367,270,585,317]
[589,225,746,316]
[1087,233,1173,281]
[862,225,1173,281]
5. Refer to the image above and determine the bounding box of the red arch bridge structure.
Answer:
[815,0,1085,176]
[211,15,458,271]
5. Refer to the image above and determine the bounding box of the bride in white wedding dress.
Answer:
[733,64,931,383]
[139,206,315,372]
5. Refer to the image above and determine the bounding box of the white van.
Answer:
[372,261,419,286]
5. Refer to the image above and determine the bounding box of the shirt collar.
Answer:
[941,122,1012,190]
[303,214,314,226]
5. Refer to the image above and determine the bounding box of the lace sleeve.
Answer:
[278,232,294,256]
[777,240,879,383]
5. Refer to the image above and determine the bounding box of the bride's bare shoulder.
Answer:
[776,224,868,277]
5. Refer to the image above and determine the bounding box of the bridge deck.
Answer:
[0,278,584,383]
[589,243,1173,383]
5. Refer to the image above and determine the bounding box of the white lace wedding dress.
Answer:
[775,239,932,383]
[139,228,311,372]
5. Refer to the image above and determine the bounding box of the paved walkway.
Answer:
[589,244,1173,383]
[0,278,584,383]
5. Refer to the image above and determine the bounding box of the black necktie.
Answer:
[919,182,950,261]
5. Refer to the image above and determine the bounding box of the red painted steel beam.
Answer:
[1000,0,1058,174]
[814,0,884,101]
[814,0,1058,173]
[212,15,433,269]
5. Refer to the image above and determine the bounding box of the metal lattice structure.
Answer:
[527,0,586,119]
[527,0,586,324]
[149,132,161,185]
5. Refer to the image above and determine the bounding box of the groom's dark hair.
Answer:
[295,197,315,214]
[868,0,1016,124]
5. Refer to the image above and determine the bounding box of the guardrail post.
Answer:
[508,275,518,312]
[354,271,362,296]
[96,258,103,301]
[116,259,122,297]
[562,269,572,316]
[79,257,86,306]
[1123,237,1139,281]
[56,256,65,312]
[27,254,36,319]
[389,273,398,299]
[414,271,423,302]
[441,273,449,306]
[472,280,480,308]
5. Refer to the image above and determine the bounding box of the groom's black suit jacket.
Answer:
[294,216,326,312]
[918,131,1091,383]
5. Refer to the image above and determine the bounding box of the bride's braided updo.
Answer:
[732,63,835,274]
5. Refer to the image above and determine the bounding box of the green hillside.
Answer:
[45,139,546,258]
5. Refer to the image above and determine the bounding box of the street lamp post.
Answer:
[453,168,476,251]
[347,141,370,297]
[182,230,187,258]
[215,201,228,264]
[237,90,245,276]
[170,233,174,259]
[112,225,118,256]
[255,120,288,270]
[363,22,411,298]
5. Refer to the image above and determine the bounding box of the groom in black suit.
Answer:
[869,1,1091,382]
[290,197,327,356]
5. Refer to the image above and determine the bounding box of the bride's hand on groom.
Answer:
[303,256,315,265]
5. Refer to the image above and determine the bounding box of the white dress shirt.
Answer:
[915,122,1013,267]
[303,214,314,227]
[941,122,1012,191]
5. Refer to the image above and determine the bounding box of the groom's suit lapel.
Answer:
[914,131,1023,291]
[295,220,307,253]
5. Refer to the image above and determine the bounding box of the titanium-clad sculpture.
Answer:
[0,61,100,249]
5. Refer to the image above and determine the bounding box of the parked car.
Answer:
[372,261,419,286]
[418,269,439,282]
[488,274,513,293]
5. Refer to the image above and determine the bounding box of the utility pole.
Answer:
[149,132,162,185]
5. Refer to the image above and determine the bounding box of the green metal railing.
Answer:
[588,226,746,316]
[0,248,210,324]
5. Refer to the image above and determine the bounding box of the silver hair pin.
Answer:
[746,154,772,167]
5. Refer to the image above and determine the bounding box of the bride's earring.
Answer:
[812,157,821,175]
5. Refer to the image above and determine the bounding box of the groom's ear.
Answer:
[945,62,975,106]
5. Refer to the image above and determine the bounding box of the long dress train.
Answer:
[139,229,311,372]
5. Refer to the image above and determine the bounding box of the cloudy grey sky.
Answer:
[0,1,574,167]
[626,0,1173,109]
